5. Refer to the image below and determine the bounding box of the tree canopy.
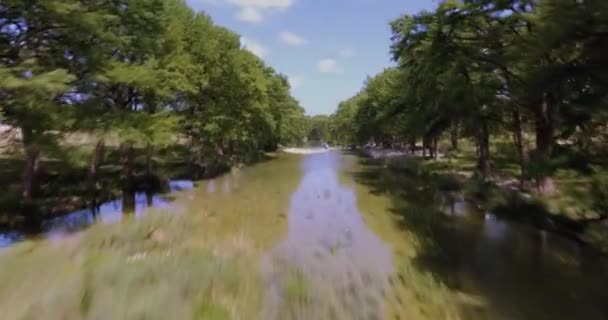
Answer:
[1,0,309,201]
[330,0,608,184]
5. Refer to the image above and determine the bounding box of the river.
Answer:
[1,151,608,319]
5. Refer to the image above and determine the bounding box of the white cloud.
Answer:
[227,0,292,8]
[280,31,308,46]
[241,37,268,58]
[318,58,341,73]
[193,0,293,23]
[340,48,355,58]
[236,7,263,22]
[288,76,304,89]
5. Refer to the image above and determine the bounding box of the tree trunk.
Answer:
[121,142,136,193]
[422,138,427,158]
[577,125,592,156]
[474,135,481,160]
[535,93,556,195]
[410,139,416,155]
[228,140,235,155]
[190,144,204,179]
[122,188,135,214]
[146,191,154,207]
[216,142,224,156]
[21,128,40,201]
[191,144,203,166]
[512,109,529,188]
[477,119,491,179]
[145,143,153,177]
[89,140,105,189]
[535,94,554,158]
[450,125,459,151]
[22,146,40,201]
[432,137,439,159]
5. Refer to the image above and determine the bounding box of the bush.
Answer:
[431,173,462,192]
[591,174,608,215]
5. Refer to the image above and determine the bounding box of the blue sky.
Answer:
[184,0,435,115]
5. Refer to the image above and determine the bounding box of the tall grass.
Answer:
[0,212,262,320]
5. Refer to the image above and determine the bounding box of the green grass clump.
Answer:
[591,172,608,215]
[0,212,262,320]
[284,271,310,304]
[194,302,231,320]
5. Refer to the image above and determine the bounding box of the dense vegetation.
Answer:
[330,0,608,245]
[0,0,310,223]
[2,2,608,318]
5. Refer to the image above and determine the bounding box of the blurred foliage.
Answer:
[0,0,310,214]
[592,173,608,215]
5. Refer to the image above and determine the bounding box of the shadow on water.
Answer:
[353,156,608,320]
[0,180,195,248]
[0,151,283,248]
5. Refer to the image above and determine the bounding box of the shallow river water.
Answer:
[2,151,608,319]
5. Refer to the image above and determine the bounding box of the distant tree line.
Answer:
[330,0,608,190]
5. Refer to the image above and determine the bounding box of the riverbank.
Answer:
[0,142,274,232]
[1,152,607,319]
[359,146,608,253]
[0,210,263,319]
[352,153,608,319]
[0,151,466,320]
[0,152,304,319]
[0,151,306,320]
[281,147,333,155]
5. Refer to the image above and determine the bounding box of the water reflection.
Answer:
[428,194,608,319]
[0,180,194,248]
[222,179,231,194]
[0,232,23,248]
[1,152,606,319]
[263,152,393,319]
[204,169,244,195]
[351,156,608,319]
[207,180,216,194]
[482,213,509,241]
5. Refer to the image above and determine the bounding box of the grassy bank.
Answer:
[0,138,272,230]
[0,211,262,320]
[362,141,608,253]
[332,155,464,319]
[350,152,608,320]
[0,154,304,320]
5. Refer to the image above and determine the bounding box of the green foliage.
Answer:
[592,174,608,215]
[330,68,405,146]
[1,0,308,203]
[330,0,608,181]
[306,115,331,142]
